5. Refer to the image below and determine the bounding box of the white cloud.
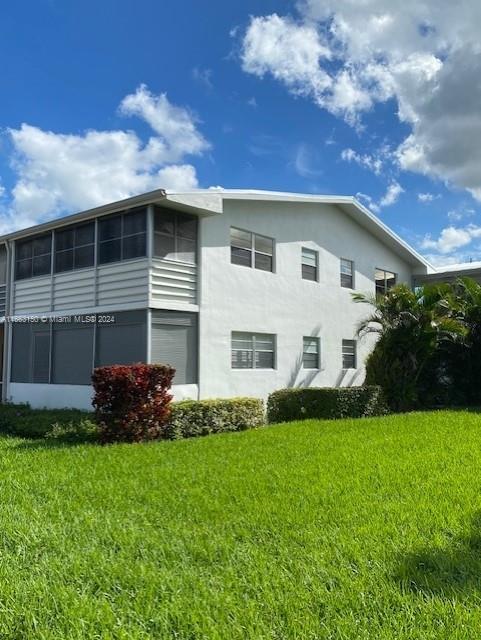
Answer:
[340,147,383,175]
[379,181,404,207]
[241,15,333,101]
[4,85,209,231]
[421,224,481,254]
[357,180,403,213]
[239,2,481,200]
[417,192,438,202]
[446,206,475,221]
[119,85,209,162]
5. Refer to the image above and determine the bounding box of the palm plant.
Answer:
[353,283,466,411]
[446,277,481,404]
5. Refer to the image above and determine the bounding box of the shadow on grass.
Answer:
[396,511,481,598]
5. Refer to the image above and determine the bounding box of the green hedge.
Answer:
[165,397,265,439]
[0,403,93,439]
[267,386,388,423]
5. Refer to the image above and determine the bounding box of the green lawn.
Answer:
[1,411,481,638]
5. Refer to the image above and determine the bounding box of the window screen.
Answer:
[55,221,95,273]
[95,311,147,366]
[15,233,52,280]
[154,209,198,264]
[98,208,146,265]
[52,325,94,384]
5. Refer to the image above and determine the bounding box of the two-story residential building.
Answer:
[0,189,432,409]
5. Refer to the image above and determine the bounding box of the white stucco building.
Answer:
[0,189,434,409]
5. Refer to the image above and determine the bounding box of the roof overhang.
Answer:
[0,188,435,274]
[202,190,432,272]
[0,188,220,243]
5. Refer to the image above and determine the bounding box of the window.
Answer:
[342,339,357,369]
[55,221,95,273]
[154,208,197,264]
[15,233,52,280]
[302,248,318,281]
[340,258,354,289]
[151,311,198,384]
[231,332,275,369]
[303,337,320,369]
[230,228,274,272]
[98,208,146,265]
[375,268,396,296]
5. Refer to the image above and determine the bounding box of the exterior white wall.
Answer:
[9,383,94,410]
[198,200,415,400]
[8,382,198,409]
[5,196,423,409]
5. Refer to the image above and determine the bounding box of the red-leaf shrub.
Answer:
[92,364,175,443]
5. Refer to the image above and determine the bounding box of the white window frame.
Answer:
[230,227,275,273]
[340,258,354,289]
[342,339,357,369]
[302,336,320,369]
[301,248,319,281]
[231,332,276,369]
[375,268,397,296]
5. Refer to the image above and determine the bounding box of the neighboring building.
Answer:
[414,261,481,287]
[0,189,433,409]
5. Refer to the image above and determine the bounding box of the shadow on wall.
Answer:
[287,324,364,389]
[287,324,322,389]
[395,511,481,600]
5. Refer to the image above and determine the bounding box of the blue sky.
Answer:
[1,0,481,266]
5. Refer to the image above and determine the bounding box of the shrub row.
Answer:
[267,385,387,423]
[0,403,93,439]
[0,397,265,443]
[166,397,265,439]
[47,397,265,442]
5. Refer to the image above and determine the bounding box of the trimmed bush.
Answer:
[267,386,387,424]
[92,364,175,443]
[0,403,93,438]
[165,397,265,439]
[45,419,100,444]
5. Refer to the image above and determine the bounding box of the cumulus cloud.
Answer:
[357,180,403,213]
[239,2,481,199]
[421,224,481,254]
[5,85,209,231]
[379,181,404,207]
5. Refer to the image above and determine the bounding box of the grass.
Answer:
[1,411,481,638]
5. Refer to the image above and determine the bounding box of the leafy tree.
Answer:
[353,283,466,411]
